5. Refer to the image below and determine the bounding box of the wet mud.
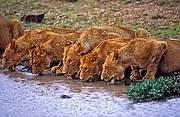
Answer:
[0,63,180,117]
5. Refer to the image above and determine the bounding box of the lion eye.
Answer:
[78,49,83,53]
[105,66,108,71]
[77,42,80,46]
[3,56,7,61]
[35,62,40,66]
[68,60,73,65]
[84,67,88,72]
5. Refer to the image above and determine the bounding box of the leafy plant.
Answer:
[124,0,132,4]
[124,75,180,102]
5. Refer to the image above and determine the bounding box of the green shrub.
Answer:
[124,75,180,102]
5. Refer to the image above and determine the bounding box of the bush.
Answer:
[124,75,180,102]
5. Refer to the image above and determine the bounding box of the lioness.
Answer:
[79,38,133,82]
[75,26,148,55]
[101,38,171,82]
[62,33,122,79]
[2,27,76,71]
[0,16,24,50]
[30,32,82,74]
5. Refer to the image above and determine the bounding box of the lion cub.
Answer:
[2,27,75,71]
[61,33,122,79]
[29,32,82,75]
[79,38,135,82]
[75,26,148,55]
[0,16,24,50]
[61,27,148,79]
[101,38,169,82]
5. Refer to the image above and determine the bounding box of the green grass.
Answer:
[158,0,179,5]
[24,22,49,29]
[149,24,180,39]
[124,76,180,102]
[1,0,179,39]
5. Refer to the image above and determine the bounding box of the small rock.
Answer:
[124,77,132,86]
[21,12,45,23]
[151,15,166,20]
[60,95,71,99]
[158,26,168,30]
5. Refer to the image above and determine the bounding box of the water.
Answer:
[0,65,180,117]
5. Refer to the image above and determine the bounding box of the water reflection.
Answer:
[0,65,180,117]
[2,66,128,97]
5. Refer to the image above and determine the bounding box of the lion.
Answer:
[79,38,136,82]
[135,28,148,38]
[29,32,82,75]
[2,27,76,71]
[0,16,24,50]
[130,38,180,81]
[75,26,148,55]
[9,19,24,39]
[61,44,81,79]
[101,38,175,83]
[61,33,122,79]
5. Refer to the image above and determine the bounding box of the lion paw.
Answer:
[56,68,63,75]
[51,66,59,73]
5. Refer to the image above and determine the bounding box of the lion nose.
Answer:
[80,77,84,81]
[62,71,67,74]
[2,65,5,69]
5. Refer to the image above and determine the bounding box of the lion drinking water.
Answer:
[2,27,76,71]
[101,38,180,83]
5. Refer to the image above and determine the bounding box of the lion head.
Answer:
[101,51,125,82]
[62,45,80,79]
[2,39,27,71]
[29,43,57,75]
[75,26,107,55]
[79,52,101,82]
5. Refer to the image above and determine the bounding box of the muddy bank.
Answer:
[0,64,180,117]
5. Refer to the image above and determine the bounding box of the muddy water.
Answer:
[0,66,180,117]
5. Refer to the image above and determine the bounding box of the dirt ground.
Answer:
[1,0,180,39]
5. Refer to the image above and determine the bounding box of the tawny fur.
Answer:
[9,19,24,39]
[61,33,121,78]
[0,16,24,50]
[75,26,148,55]
[101,38,175,82]
[135,28,149,38]
[2,27,76,71]
[79,38,134,81]
[29,32,82,74]
[130,38,180,80]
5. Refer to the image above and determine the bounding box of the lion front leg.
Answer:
[51,61,63,75]
[55,66,63,75]
[51,64,64,75]
[142,41,167,81]
[130,65,140,81]
[142,56,163,81]
[51,65,59,73]
[142,64,157,81]
[142,56,162,81]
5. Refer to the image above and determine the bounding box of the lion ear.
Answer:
[10,39,17,50]
[113,50,119,61]
[39,43,44,53]
[29,45,36,50]
[107,51,112,55]
[29,45,36,53]
[91,52,98,62]
[65,41,72,46]
[77,41,81,46]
